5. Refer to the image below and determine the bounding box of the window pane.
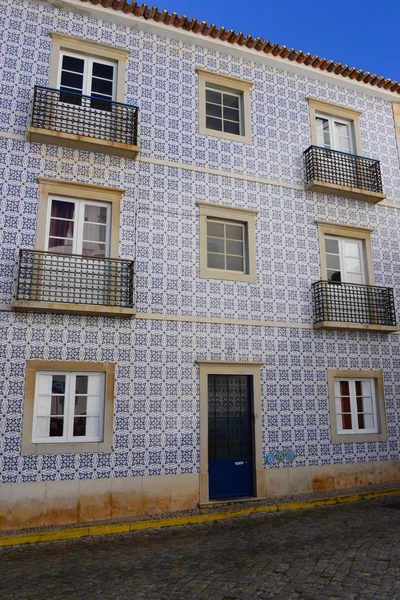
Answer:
[226,255,244,271]
[339,381,350,396]
[225,224,243,240]
[341,413,352,430]
[52,375,66,394]
[84,205,108,224]
[226,240,243,256]
[206,103,222,118]
[75,375,88,394]
[206,116,223,131]
[73,417,86,437]
[207,221,224,238]
[223,94,239,109]
[48,238,73,254]
[223,107,240,122]
[51,396,64,415]
[86,396,101,416]
[206,89,221,104]
[75,396,87,415]
[316,117,331,147]
[85,416,100,436]
[49,417,64,437]
[91,77,113,96]
[224,120,240,135]
[60,71,83,91]
[208,253,225,269]
[81,241,106,258]
[49,218,74,239]
[51,200,75,219]
[62,55,84,73]
[207,237,225,254]
[35,417,50,438]
[357,413,365,429]
[327,269,341,282]
[340,396,351,413]
[363,414,374,429]
[326,254,341,270]
[325,238,339,254]
[83,223,107,243]
[92,63,114,80]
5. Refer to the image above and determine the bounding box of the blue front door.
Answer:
[208,375,254,500]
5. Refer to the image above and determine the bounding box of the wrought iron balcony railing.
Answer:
[312,280,397,327]
[15,250,134,309]
[304,145,384,194]
[30,85,139,146]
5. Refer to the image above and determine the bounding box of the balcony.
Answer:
[27,85,139,158]
[304,145,386,203]
[12,250,135,317]
[312,280,399,332]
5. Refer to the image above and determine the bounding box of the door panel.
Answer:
[208,375,254,500]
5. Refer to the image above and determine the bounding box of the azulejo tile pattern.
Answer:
[0,0,399,486]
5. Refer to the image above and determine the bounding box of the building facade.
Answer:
[1,0,400,531]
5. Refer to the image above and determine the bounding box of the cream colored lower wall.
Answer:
[264,459,400,497]
[0,473,200,532]
[2,461,400,532]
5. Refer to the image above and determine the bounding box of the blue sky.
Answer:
[157,0,400,82]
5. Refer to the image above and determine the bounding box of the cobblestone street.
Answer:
[1,496,400,600]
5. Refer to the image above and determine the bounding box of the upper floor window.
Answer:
[205,85,243,136]
[316,113,355,154]
[197,202,258,283]
[324,235,365,284]
[197,69,253,144]
[58,52,116,108]
[207,218,246,272]
[46,196,111,258]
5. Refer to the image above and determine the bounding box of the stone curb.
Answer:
[1,487,399,548]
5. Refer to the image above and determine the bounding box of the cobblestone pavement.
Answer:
[2,496,400,600]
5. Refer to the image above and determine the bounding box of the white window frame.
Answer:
[307,98,363,156]
[206,217,247,274]
[324,235,366,284]
[315,112,355,154]
[197,69,253,144]
[334,377,378,435]
[57,50,117,102]
[327,369,387,444]
[32,371,105,444]
[44,195,112,257]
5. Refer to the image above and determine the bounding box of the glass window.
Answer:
[207,218,246,272]
[33,372,105,443]
[205,84,242,136]
[59,52,115,110]
[316,113,355,153]
[46,197,111,258]
[334,378,378,435]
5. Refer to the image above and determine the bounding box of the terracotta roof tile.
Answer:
[79,0,400,95]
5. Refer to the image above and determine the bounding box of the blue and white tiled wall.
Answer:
[0,0,399,486]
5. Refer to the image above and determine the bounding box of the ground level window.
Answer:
[335,378,377,434]
[328,370,387,444]
[33,371,105,443]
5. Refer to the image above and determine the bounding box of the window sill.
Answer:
[12,300,136,318]
[306,180,386,204]
[21,441,112,455]
[27,126,139,159]
[314,321,400,333]
[199,126,252,145]
[200,269,256,283]
[331,432,388,444]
